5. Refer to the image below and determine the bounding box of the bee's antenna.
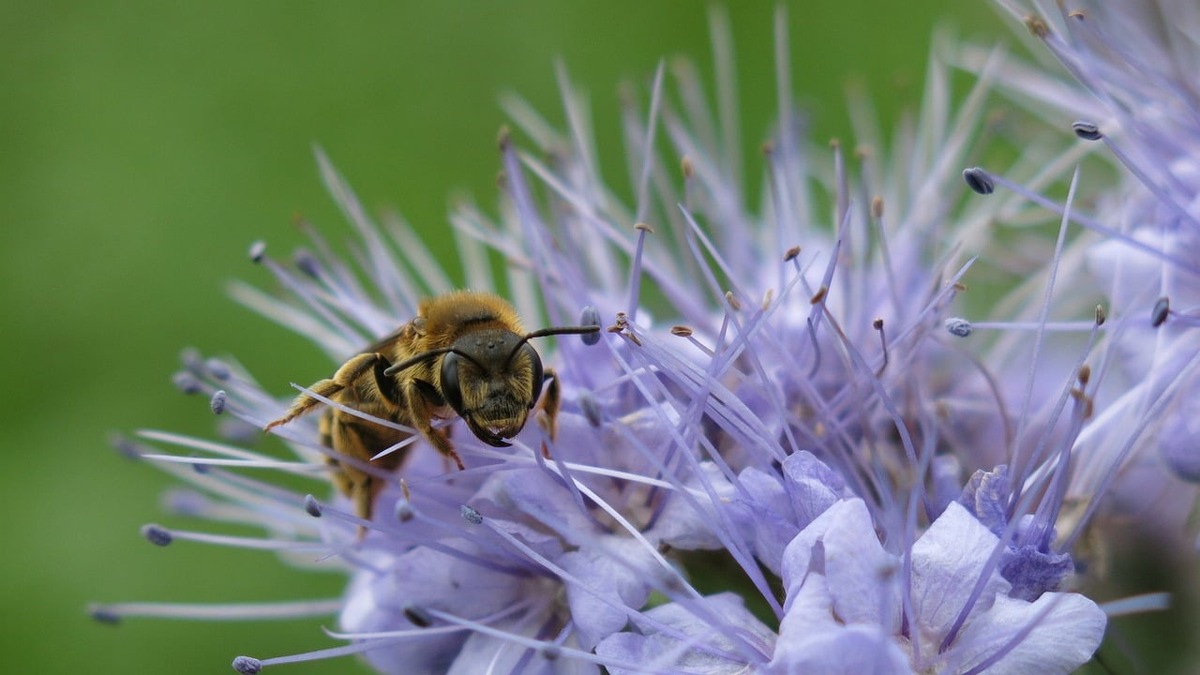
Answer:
[382,347,456,377]
[505,325,602,364]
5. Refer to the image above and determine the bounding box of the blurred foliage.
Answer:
[1,2,999,673]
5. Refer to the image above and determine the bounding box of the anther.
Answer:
[784,245,801,262]
[945,317,973,338]
[232,656,262,674]
[1078,364,1091,387]
[210,390,227,415]
[541,645,562,661]
[141,524,173,547]
[725,291,741,311]
[461,505,483,525]
[680,155,695,179]
[670,325,693,337]
[394,499,414,523]
[180,348,204,371]
[110,434,140,460]
[1095,305,1107,326]
[962,167,995,195]
[1024,14,1050,38]
[89,605,121,625]
[190,456,211,474]
[579,306,601,345]
[810,287,828,305]
[303,495,322,518]
[1151,297,1170,327]
[497,125,512,151]
[172,372,201,395]
[248,241,266,264]
[1072,120,1103,141]
[205,359,232,381]
[579,393,603,428]
[293,250,322,279]
[874,319,889,375]
[871,196,884,219]
[404,604,433,628]
[634,222,654,234]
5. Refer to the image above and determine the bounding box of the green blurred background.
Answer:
[2,2,1000,673]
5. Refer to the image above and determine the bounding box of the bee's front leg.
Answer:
[404,379,466,471]
[537,368,561,459]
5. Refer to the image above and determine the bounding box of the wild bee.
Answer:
[265,290,600,529]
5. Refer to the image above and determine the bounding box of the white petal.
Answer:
[948,592,1106,675]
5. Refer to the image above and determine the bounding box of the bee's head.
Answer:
[384,322,601,448]
[439,329,543,447]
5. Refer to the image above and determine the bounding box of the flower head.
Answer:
[91,6,1199,673]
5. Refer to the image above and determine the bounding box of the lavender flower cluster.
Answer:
[94,3,1200,673]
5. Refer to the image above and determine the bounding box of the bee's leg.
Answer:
[353,478,373,541]
[537,368,561,458]
[321,412,375,540]
[405,379,465,470]
[264,353,385,432]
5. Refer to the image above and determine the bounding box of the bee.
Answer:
[264,290,601,529]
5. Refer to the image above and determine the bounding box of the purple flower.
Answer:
[92,6,1200,673]
[957,0,1200,550]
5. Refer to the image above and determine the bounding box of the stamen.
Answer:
[1151,296,1170,327]
[1071,120,1102,141]
[403,604,433,628]
[579,306,601,345]
[578,392,604,428]
[205,359,231,381]
[232,656,261,674]
[247,240,266,264]
[141,524,172,547]
[394,499,414,523]
[172,372,201,395]
[626,222,653,322]
[873,318,889,375]
[962,167,995,194]
[293,249,322,279]
[210,390,227,415]
[88,599,341,622]
[945,317,973,337]
[460,505,483,525]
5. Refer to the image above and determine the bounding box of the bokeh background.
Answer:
[2,2,1003,673]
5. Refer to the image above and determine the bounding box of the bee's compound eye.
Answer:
[440,352,466,415]
[521,344,544,407]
